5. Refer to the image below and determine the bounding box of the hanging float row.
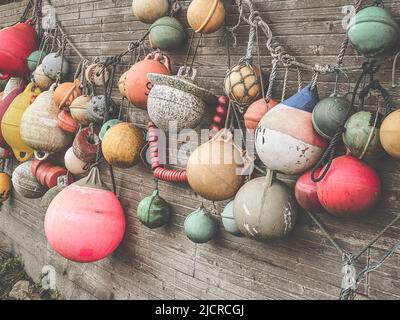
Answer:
[0,0,399,264]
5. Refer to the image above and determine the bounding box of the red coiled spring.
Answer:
[147,121,187,183]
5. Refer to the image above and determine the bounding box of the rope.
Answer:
[18,0,34,23]
[169,0,181,17]
[311,61,381,183]
[306,211,347,256]
[226,0,244,47]
[307,211,400,300]
[354,214,400,261]
[231,0,370,75]
[310,127,345,183]
[281,68,289,102]
[297,68,303,92]
[184,32,203,71]
[242,22,257,63]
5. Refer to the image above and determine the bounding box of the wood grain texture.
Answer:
[0,0,400,300]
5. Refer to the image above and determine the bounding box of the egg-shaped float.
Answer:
[255,85,327,175]
[20,88,73,161]
[64,147,91,175]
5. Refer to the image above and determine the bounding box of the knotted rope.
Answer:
[311,61,381,183]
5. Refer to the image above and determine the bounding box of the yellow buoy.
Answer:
[1,83,42,162]
[0,172,11,202]
[380,109,400,158]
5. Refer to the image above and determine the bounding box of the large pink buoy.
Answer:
[45,167,126,263]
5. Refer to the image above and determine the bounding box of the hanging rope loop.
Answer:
[169,0,182,17]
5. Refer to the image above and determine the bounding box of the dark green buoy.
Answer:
[137,187,171,229]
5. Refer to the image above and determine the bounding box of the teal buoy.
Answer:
[137,188,171,229]
[149,17,186,51]
[184,207,217,244]
[221,201,242,237]
[347,6,400,58]
[99,119,122,141]
[27,50,47,72]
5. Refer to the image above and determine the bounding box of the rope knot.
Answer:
[362,61,380,76]
[248,10,260,27]
[281,54,295,67]
[128,40,141,52]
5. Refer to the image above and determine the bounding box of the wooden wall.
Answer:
[0,0,400,300]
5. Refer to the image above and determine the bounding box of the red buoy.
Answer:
[0,20,37,79]
[45,167,126,263]
[295,169,323,212]
[317,155,381,217]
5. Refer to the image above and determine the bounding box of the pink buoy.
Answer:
[295,169,323,212]
[45,167,126,263]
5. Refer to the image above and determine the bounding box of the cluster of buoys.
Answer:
[1,0,399,262]
[0,17,136,263]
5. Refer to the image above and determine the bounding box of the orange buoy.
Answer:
[187,0,226,34]
[244,98,278,131]
[53,79,81,110]
[125,53,171,109]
